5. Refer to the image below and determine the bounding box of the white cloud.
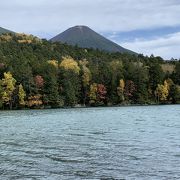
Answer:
[0,0,180,34]
[0,0,180,59]
[120,32,180,60]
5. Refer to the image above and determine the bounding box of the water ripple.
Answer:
[0,105,180,179]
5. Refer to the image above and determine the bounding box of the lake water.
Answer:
[0,105,180,179]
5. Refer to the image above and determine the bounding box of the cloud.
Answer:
[1,0,180,34]
[0,0,180,59]
[120,32,180,60]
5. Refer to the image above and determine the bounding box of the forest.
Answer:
[0,33,179,109]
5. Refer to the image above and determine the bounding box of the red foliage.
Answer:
[97,84,107,100]
[34,75,44,88]
[124,80,136,98]
[0,63,5,69]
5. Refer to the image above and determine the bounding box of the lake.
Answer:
[0,105,180,179]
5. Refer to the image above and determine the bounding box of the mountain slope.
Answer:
[51,26,135,54]
[0,27,13,35]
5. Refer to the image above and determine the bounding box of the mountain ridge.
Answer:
[50,25,135,54]
[0,27,13,35]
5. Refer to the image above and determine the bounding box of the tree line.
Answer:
[0,33,179,109]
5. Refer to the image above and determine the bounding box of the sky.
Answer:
[1,0,180,60]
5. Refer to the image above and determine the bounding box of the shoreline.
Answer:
[0,103,179,111]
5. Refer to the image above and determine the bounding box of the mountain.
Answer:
[0,27,13,35]
[50,26,135,54]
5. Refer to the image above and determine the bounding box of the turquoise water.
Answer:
[0,105,180,179]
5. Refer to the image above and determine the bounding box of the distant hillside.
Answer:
[51,26,135,54]
[0,27,13,35]
[0,33,179,110]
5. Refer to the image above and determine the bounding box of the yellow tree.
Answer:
[165,78,174,90]
[79,60,92,104]
[117,79,125,102]
[60,56,80,74]
[164,80,169,98]
[48,60,58,68]
[1,72,16,109]
[18,84,26,106]
[27,95,43,108]
[89,83,97,104]
[155,80,169,102]
[79,60,91,87]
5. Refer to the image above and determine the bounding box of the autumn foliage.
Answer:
[60,56,80,74]
[89,83,107,105]
[27,95,43,107]
[124,80,136,100]
[34,75,44,89]
[0,33,179,109]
